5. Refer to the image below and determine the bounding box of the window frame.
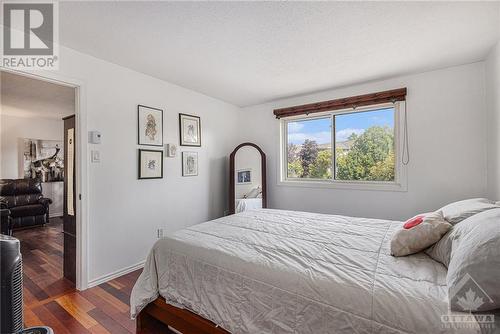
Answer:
[278,102,407,192]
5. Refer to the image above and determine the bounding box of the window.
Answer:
[287,117,331,179]
[281,103,406,191]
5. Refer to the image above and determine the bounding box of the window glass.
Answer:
[286,117,331,179]
[334,107,395,181]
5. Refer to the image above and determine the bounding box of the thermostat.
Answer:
[89,131,101,144]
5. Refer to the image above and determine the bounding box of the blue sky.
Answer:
[287,107,394,145]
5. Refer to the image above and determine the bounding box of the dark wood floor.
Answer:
[14,218,172,333]
[15,218,74,306]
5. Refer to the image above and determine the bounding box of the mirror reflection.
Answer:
[234,146,262,213]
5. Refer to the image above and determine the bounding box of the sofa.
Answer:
[0,179,52,232]
[0,199,11,235]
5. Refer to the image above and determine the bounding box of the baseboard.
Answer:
[87,260,145,288]
[49,212,63,218]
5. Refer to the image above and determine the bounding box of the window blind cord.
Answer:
[401,101,410,165]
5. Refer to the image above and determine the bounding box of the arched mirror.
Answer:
[229,143,266,214]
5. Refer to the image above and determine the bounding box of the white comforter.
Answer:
[130,209,481,334]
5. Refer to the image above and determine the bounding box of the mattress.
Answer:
[130,209,482,333]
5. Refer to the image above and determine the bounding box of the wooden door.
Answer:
[63,115,76,283]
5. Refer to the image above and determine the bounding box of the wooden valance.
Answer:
[273,88,407,119]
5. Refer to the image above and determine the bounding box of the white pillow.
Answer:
[446,209,500,311]
[391,211,451,257]
[425,229,453,267]
[439,198,498,225]
[245,186,261,199]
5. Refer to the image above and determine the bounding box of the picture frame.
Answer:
[182,152,198,176]
[138,149,163,179]
[237,169,252,184]
[138,105,163,146]
[179,113,201,147]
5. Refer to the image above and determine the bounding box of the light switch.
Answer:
[91,150,100,163]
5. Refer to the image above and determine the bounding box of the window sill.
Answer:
[277,179,407,192]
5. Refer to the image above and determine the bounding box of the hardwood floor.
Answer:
[14,218,172,333]
[14,218,74,304]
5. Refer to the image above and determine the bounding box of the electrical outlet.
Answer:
[157,228,164,238]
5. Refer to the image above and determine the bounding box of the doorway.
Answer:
[0,70,82,298]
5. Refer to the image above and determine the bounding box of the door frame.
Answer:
[1,68,89,290]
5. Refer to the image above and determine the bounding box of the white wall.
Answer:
[22,46,240,284]
[0,114,64,179]
[486,41,500,200]
[238,63,488,220]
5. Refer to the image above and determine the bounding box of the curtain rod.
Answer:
[273,87,407,119]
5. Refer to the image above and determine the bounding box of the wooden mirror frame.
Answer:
[229,143,267,214]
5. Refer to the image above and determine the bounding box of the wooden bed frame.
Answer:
[136,297,230,334]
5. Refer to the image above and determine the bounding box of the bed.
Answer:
[235,198,262,213]
[131,209,484,334]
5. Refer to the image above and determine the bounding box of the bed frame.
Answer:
[136,297,230,334]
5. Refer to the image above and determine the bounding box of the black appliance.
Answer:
[1,234,23,333]
[0,234,53,334]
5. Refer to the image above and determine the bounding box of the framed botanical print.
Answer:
[138,105,163,146]
[179,113,201,147]
[182,152,198,176]
[138,149,163,179]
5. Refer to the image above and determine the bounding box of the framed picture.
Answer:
[20,138,64,181]
[138,149,163,179]
[179,113,201,147]
[165,143,177,157]
[182,152,198,176]
[138,105,163,146]
[237,169,252,184]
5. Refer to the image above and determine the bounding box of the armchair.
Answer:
[0,179,52,230]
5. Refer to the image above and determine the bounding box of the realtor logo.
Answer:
[441,273,495,330]
[450,273,494,312]
[1,1,59,69]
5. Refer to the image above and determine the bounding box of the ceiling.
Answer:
[1,71,75,119]
[59,2,499,107]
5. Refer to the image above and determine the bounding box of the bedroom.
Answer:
[0,1,499,334]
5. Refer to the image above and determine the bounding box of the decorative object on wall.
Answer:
[179,113,201,147]
[138,149,163,179]
[165,144,177,157]
[21,138,64,182]
[67,128,75,216]
[138,105,163,146]
[237,169,252,184]
[182,152,198,176]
